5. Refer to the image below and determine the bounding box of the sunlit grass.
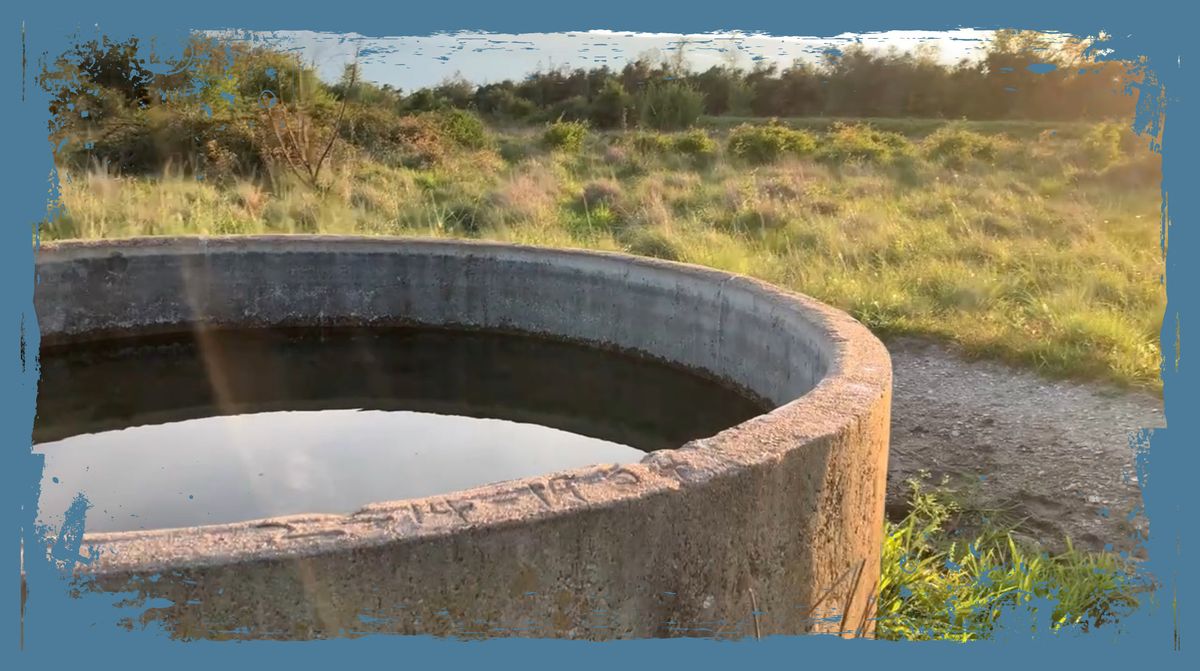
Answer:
[43,121,1165,388]
[876,483,1151,641]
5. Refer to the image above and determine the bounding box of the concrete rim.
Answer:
[34,235,892,578]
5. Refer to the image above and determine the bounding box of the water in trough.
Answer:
[34,326,766,533]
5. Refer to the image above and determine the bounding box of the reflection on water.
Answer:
[34,326,768,533]
[35,409,644,533]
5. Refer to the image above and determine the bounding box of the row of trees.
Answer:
[394,31,1136,126]
[37,30,1140,176]
[44,30,1137,129]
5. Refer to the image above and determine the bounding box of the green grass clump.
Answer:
[727,122,818,163]
[542,119,589,152]
[433,108,490,150]
[923,125,1002,168]
[671,128,718,158]
[816,122,916,164]
[631,131,674,154]
[877,483,1150,641]
[622,227,682,261]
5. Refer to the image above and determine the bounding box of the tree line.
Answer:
[36,30,1140,176]
[384,30,1136,126]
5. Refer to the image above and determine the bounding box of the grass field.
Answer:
[697,116,1099,140]
[44,118,1165,389]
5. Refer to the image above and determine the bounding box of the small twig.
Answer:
[854,579,879,638]
[838,558,867,636]
[268,107,309,182]
[800,560,861,622]
[748,587,762,641]
[313,46,360,185]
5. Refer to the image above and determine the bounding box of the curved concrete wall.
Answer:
[34,236,892,640]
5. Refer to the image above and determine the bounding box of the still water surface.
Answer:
[34,327,767,533]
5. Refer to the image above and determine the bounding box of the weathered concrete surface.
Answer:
[34,236,892,640]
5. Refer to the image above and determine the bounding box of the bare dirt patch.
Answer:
[885,337,1163,555]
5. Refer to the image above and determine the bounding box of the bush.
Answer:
[542,119,589,152]
[340,104,409,154]
[817,123,915,165]
[475,85,536,120]
[433,108,489,149]
[635,80,704,131]
[672,129,718,158]
[589,78,634,129]
[923,125,1001,168]
[61,105,264,177]
[727,122,817,163]
[389,115,448,168]
[340,108,486,162]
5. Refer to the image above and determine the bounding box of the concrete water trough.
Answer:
[33,235,892,640]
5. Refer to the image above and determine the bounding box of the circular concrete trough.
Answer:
[34,236,892,640]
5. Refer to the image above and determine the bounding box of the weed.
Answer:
[877,482,1150,641]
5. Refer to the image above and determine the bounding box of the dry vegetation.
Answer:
[46,117,1165,388]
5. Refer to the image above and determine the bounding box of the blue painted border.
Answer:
[3,0,1192,666]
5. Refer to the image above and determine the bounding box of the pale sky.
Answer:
[209,28,998,92]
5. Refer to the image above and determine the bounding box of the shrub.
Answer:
[340,107,486,163]
[542,119,589,152]
[475,85,536,120]
[817,123,915,165]
[672,129,718,158]
[635,80,705,131]
[923,125,1001,168]
[62,105,264,177]
[433,108,489,149]
[727,122,817,164]
[340,104,409,154]
[389,115,448,168]
[589,78,634,129]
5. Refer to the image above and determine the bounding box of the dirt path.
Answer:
[884,337,1164,555]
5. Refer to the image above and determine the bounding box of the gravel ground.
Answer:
[884,337,1164,555]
